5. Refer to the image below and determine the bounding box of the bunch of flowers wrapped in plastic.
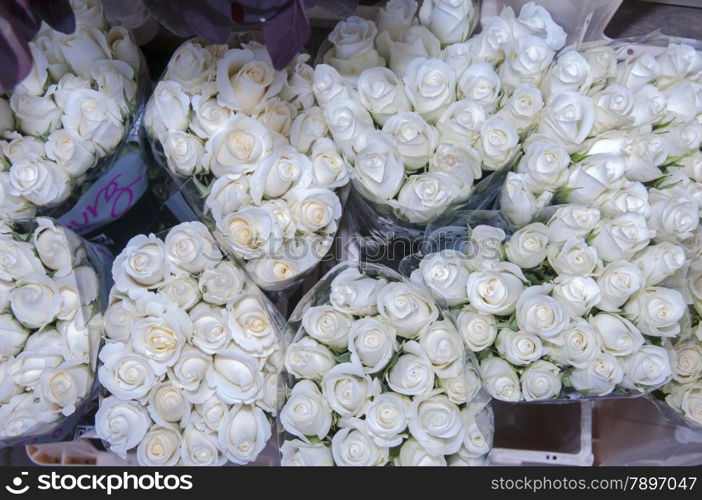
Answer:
[314,0,567,224]
[144,38,350,291]
[96,221,283,465]
[0,0,143,219]
[278,263,492,466]
[0,218,103,441]
[412,204,685,401]
[500,36,702,260]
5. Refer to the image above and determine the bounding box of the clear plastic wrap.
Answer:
[95,220,286,466]
[402,206,680,402]
[144,33,351,293]
[0,0,150,229]
[0,217,110,447]
[277,261,493,466]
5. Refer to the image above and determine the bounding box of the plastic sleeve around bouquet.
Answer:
[0,217,111,447]
[143,34,352,294]
[95,220,286,466]
[277,261,493,466]
[401,206,680,403]
[0,2,151,229]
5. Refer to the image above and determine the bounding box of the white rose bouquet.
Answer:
[278,262,492,466]
[408,206,682,401]
[144,37,349,292]
[315,1,565,235]
[0,0,144,220]
[0,217,104,444]
[96,221,284,465]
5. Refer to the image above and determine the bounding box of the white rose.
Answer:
[249,147,311,204]
[217,404,271,465]
[496,328,543,366]
[377,0,417,38]
[496,83,544,133]
[365,392,409,447]
[382,112,437,170]
[311,64,350,106]
[228,294,278,357]
[216,207,282,260]
[662,121,702,158]
[627,133,668,183]
[301,305,353,350]
[595,182,650,219]
[395,438,446,466]
[45,129,95,177]
[90,59,137,115]
[164,221,221,275]
[681,153,702,184]
[545,206,600,245]
[329,269,385,316]
[629,84,668,128]
[456,308,497,352]
[0,237,42,282]
[158,277,200,311]
[9,273,62,328]
[582,45,617,86]
[61,88,124,152]
[0,173,34,220]
[204,173,250,221]
[207,347,264,404]
[393,172,461,223]
[505,223,550,269]
[198,261,245,306]
[436,99,486,144]
[617,52,661,91]
[163,41,215,94]
[284,337,335,381]
[378,23,442,76]
[476,118,519,170]
[591,213,651,263]
[204,115,273,177]
[521,360,561,401]
[414,250,471,305]
[309,138,350,189]
[147,381,190,427]
[0,393,57,438]
[131,303,191,374]
[0,359,21,403]
[95,396,150,459]
[189,95,232,140]
[419,0,474,45]
[657,43,702,87]
[570,352,623,396]
[648,187,698,244]
[537,92,594,152]
[516,141,569,194]
[515,2,566,50]
[103,299,137,342]
[403,57,456,122]
[33,217,83,277]
[9,90,61,137]
[673,343,702,384]
[331,418,389,466]
[9,158,71,206]
[552,275,601,318]
[498,36,555,93]
[540,50,592,102]
[280,380,332,441]
[281,439,333,466]
[36,360,90,416]
[377,282,439,338]
[428,143,481,199]
[180,426,226,466]
[281,58,315,112]
[2,134,44,164]
[408,392,463,456]
[559,319,601,368]
[169,344,211,395]
[590,313,644,357]
[162,131,204,177]
[97,341,156,399]
[0,315,28,358]
[283,106,325,154]
[322,98,373,159]
[565,154,627,204]
[440,365,481,405]
[418,319,463,377]
[466,262,526,315]
[670,383,702,425]
[348,317,397,374]
[9,345,62,388]
[387,341,435,396]
[547,238,601,276]
[112,234,166,297]
[322,361,377,417]
[634,243,685,287]
[215,49,283,114]
[596,261,645,312]
[323,16,384,84]
[480,356,521,402]
[190,394,227,433]
[286,188,341,234]
[357,67,411,125]
[499,172,538,226]
[624,286,685,338]
[620,345,672,391]
[457,62,500,111]
[663,80,702,123]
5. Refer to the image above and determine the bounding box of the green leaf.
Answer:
[555,186,579,203]
[570,152,589,164]
[652,119,674,131]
